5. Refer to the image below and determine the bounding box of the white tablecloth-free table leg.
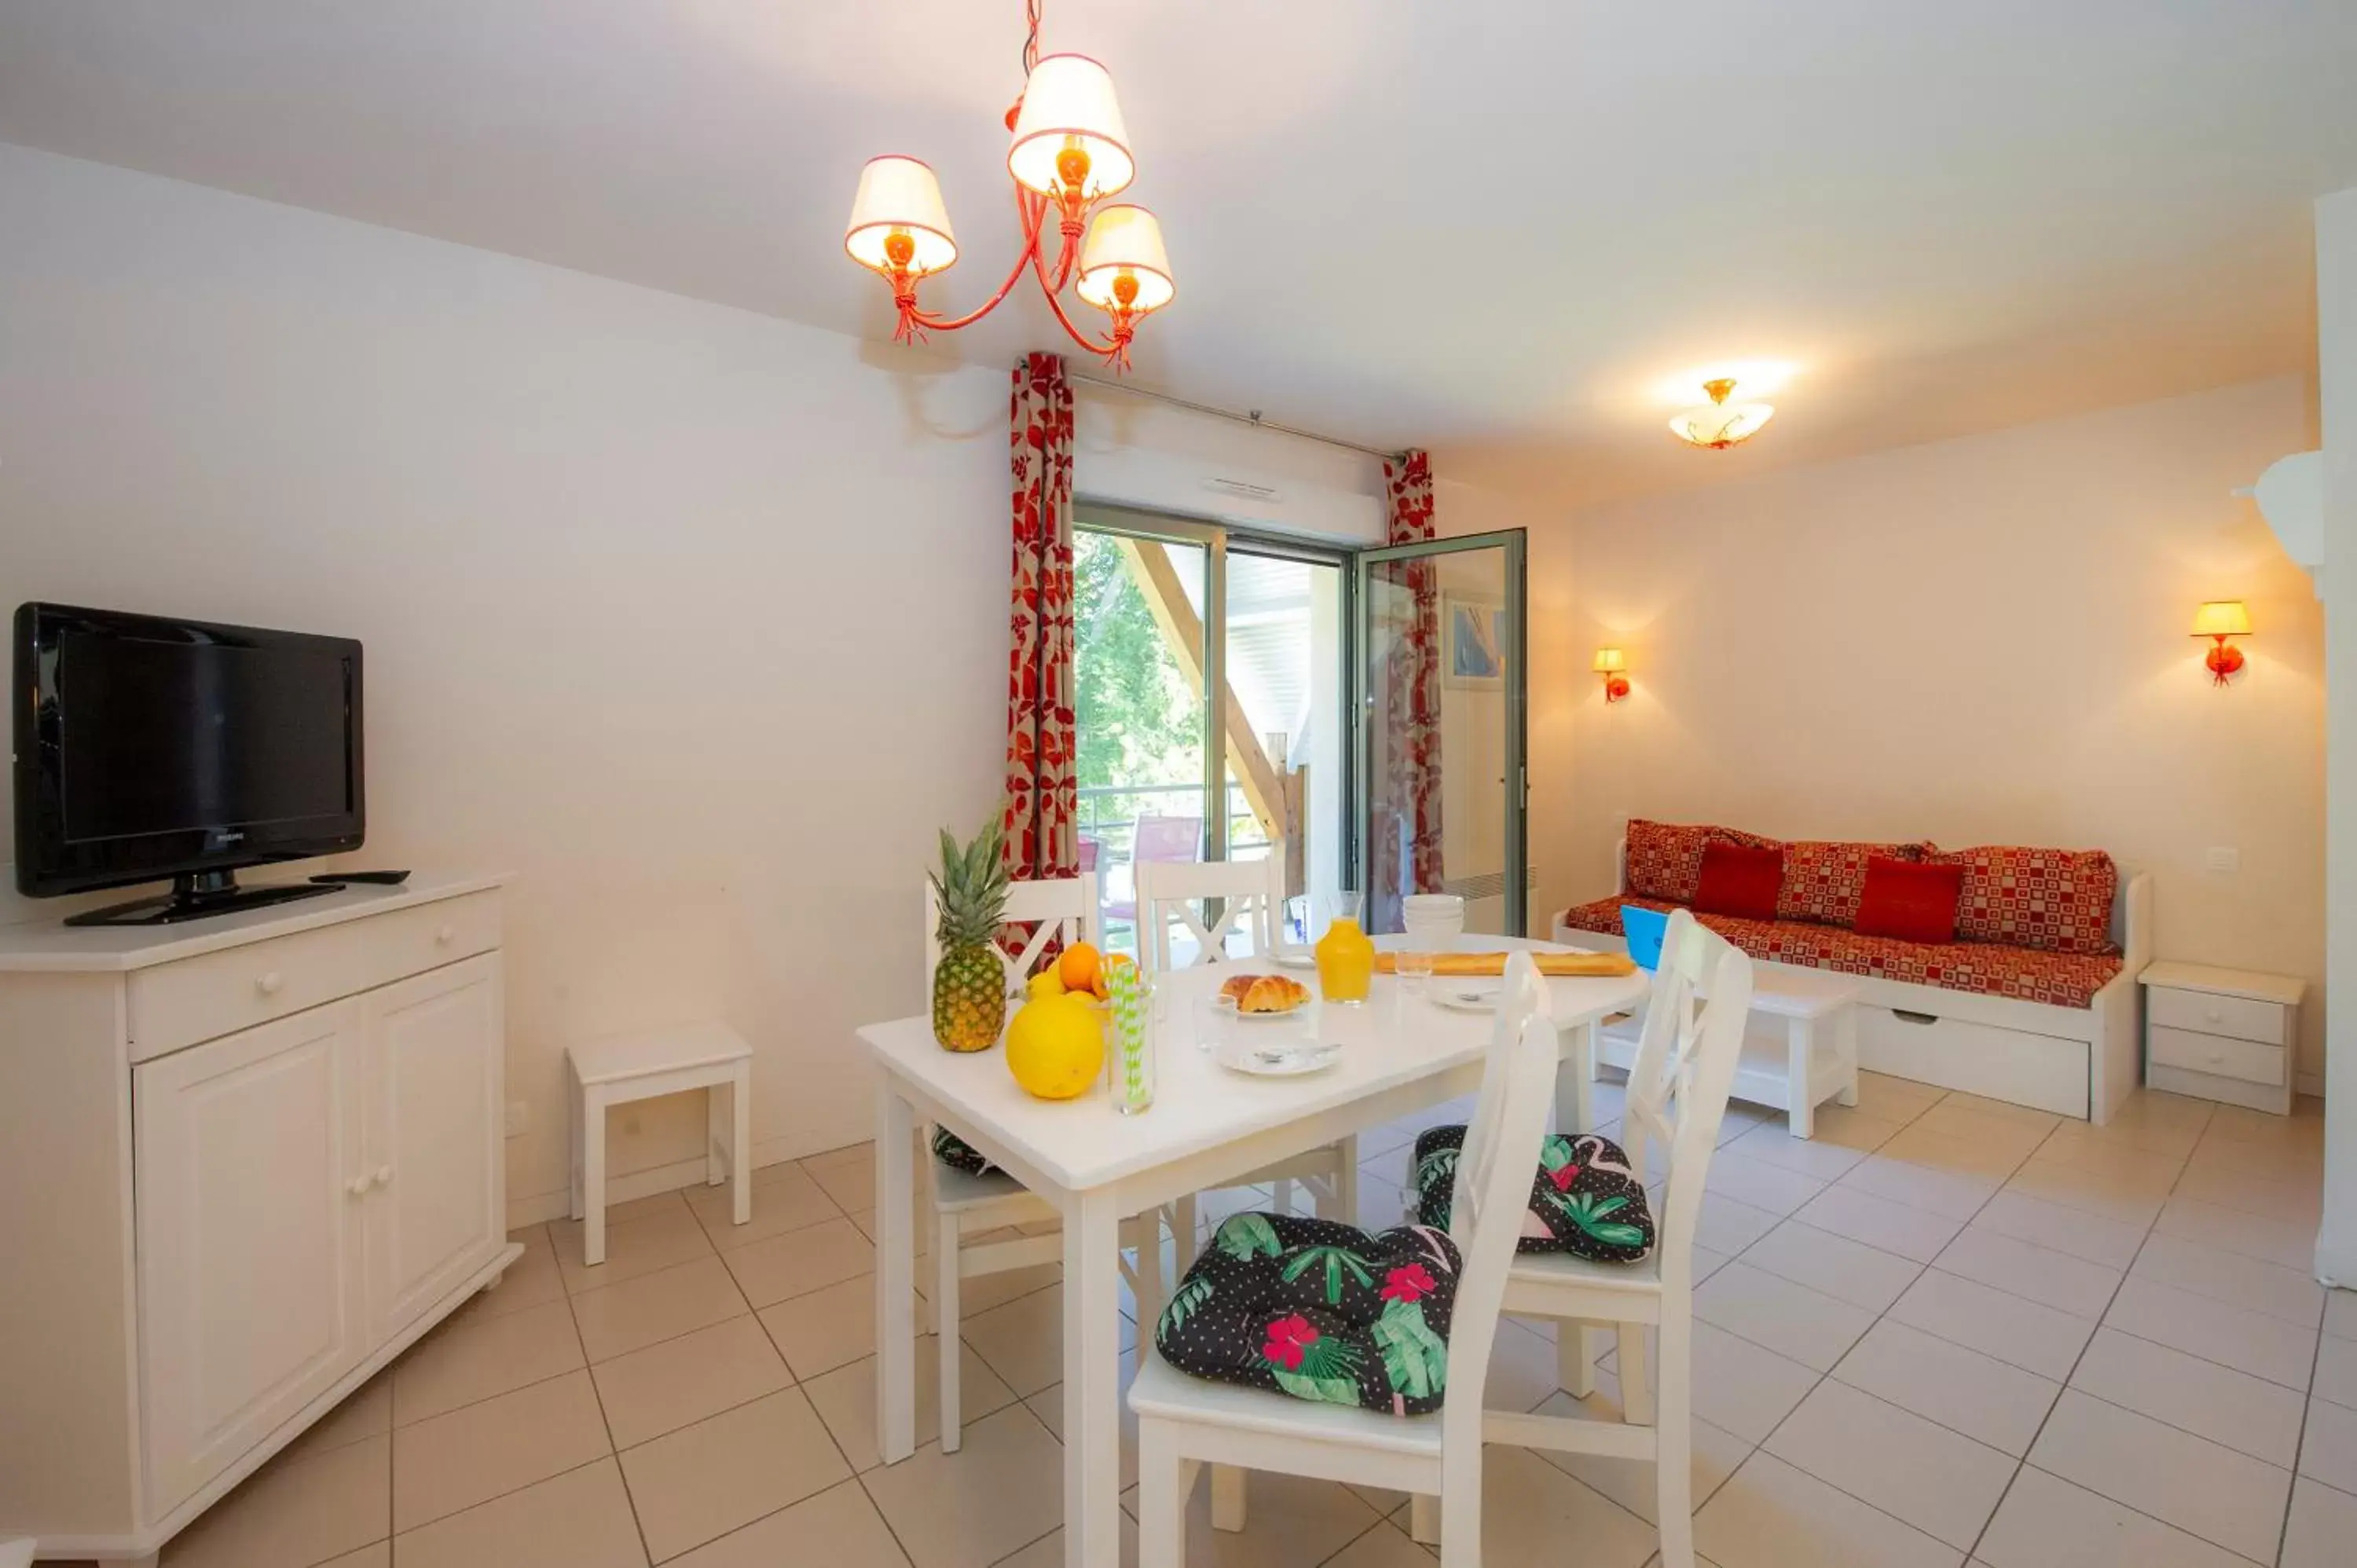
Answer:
[1787,1015,1819,1139]
[874,1084,918,1464]
[1061,1188,1124,1568]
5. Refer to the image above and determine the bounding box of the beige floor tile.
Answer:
[2026,1390,2290,1563]
[1802,1102,1911,1154]
[1832,1319,2060,1457]
[1717,1121,1872,1181]
[959,1278,1136,1398]
[1701,1150,1827,1218]
[618,1387,850,1561]
[1683,1321,1821,1445]
[389,1456,645,1568]
[1880,1123,2036,1181]
[2038,1110,2205,1164]
[2069,1328,2306,1468]
[592,1314,792,1449]
[1319,1521,1441,1567]
[559,1203,719,1295]
[687,1159,842,1251]
[665,1478,912,1568]
[1851,1072,1947,1124]
[2184,1132,2326,1189]
[1684,1190,1783,1256]
[1127,1469,1399,1568]
[2102,1276,2318,1390]
[2172,1162,2323,1227]
[1743,1220,1923,1312]
[2020,1134,2182,1190]
[1479,1316,1589,1416]
[1693,1261,1876,1372]
[2314,1332,2357,1409]
[1529,1370,1751,1524]
[760,1272,897,1379]
[390,1297,585,1425]
[572,1254,750,1364]
[805,1145,879,1211]
[2281,1476,2357,1568]
[951,1258,1065,1319]
[318,1546,391,1568]
[281,1368,393,1463]
[1888,1269,2096,1382]
[2300,1394,2357,1493]
[1930,1228,2120,1319]
[162,1433,390,1568]
[1469,1445,1662,1568]
[1967,1190,2147,1272]
[722,1215,874,1309]
[2001,1160,2168,1230]
[2330,1288,2357,1342]
[390,1369,612,1531]
[800,1339,1021,1471]
[2154,1193,2322,1273]
[861,1401,1071,1568]
[1794,1183,1963,1263]
[2206,1100,2323,1148]
[1025,1346,1143,1493]
[2132,1233,2327,1327]
[463,1233,569,1321]
[1765,1379,2015,1549]
[1915,1099,2058,1159]
[1838,1147,2003,1224]
[1695,1451,1963,1568]
[1974,1465,2253,1568]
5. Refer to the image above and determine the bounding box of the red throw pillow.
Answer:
[1692,842,1784,921]
[1854,857,1966,944]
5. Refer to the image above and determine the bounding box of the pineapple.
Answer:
[929,811,1012,1052]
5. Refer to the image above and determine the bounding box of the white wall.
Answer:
[0,144,1380,1220]
[2320,187,2357,1284]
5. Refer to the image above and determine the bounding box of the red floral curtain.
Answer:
[1003,352,1079,881]
[1370,450,1442,933]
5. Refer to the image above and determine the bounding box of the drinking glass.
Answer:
[1394,948,1435,997]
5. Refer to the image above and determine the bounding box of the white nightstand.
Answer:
[2139,961,2305,1115]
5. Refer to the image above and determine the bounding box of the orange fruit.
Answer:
[1058,940,1102,995]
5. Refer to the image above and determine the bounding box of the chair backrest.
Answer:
[1436,953,1560,1434]
[1620,909,1754,1294]
[1130,813,1203,866]
[922,874,1102,997]
[1077,836,1102,873]
[1134,855,1282,973]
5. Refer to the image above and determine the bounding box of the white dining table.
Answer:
[860,940,1648,1568]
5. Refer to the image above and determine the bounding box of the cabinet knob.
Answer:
[435,924,456,944]
[347,1176,370,1197]
[256,972,284,997]
[375,1164,394,1187]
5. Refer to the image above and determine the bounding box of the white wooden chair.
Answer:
[1135,856,1358,1240]
[1478,910,1754,1568]
[919,872,1169,1451]
[1127,953,1563,1568]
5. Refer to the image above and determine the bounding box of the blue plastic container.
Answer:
[1620,904,1669,971]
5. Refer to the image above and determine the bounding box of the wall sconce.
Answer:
[2190,601,2250,685]
[1593,647,1631,703]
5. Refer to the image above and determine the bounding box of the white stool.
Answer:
[568,1021,753,1266]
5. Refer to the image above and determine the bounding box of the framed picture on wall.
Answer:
[1443,594,1508,689]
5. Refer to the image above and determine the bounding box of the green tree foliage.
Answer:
[1074,532,1203,793]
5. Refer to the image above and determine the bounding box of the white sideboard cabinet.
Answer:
[0,872,519,1563]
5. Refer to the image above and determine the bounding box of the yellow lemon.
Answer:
[1005,983,1105,1101]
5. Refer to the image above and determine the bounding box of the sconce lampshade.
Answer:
[845,156,959,274]
[1007,54,1135,200]
[1592,647,1628,674]
[2190,601,2252,639]
[1075,204,1175,313]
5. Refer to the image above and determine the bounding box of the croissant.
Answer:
[1219,973,1310,1013]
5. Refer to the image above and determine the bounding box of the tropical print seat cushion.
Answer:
[1154,1211,1464,1416]
[933,1128,995,1175]
[1411,1126,1655,1262]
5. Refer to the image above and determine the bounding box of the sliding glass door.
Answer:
[1354,530,1528,937]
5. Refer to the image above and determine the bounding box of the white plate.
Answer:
[1272,951,1318,972]
[1431,985,1500,1014]
[1210,993,1312,1024]
[1215,1039,1342,1076]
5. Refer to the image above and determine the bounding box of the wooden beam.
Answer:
[1113,538,1289,850]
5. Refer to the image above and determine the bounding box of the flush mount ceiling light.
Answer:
[1668,379,1776,450]
[843,0,1173,370]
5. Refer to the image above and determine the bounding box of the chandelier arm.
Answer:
[905,190,1047,333]
[1034,272,1129,366]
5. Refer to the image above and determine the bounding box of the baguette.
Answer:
[1374,951,1636,978]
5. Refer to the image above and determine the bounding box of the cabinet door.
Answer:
[365,953,504,1340]
[135,1001,369,1514]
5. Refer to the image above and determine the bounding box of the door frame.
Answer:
[1351,527,1530,936]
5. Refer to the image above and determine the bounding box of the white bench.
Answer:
[567,1021,752,1266]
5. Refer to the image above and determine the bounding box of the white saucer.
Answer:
[1215,1039,1342,1076]
[1272,951,1318,972]
[1431,985,1499,1014]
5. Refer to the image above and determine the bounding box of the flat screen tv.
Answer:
[13,603,365,925]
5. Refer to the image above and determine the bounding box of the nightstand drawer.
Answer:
[2146,987,2287,1046]
[2148,1024,2286,1087]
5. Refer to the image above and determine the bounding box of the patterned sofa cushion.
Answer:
[1776,839,1923,926]
[1624,819,1782,903]
[1154,1212,1465,1416]
[1559,896,2123,1009]
[1923,844,2119,955]
[1409,1126,1655,1262]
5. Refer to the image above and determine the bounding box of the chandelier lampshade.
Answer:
[844,156,959,276]
[1668,379,1776,450]
[1076,204,1174,313]
[1007,53,1135,200]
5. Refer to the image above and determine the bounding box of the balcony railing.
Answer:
[1076,781,1272,863]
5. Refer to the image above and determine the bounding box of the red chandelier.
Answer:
[843,0,1174,371]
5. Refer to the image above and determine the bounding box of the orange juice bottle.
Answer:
[1315,891,1376,1005]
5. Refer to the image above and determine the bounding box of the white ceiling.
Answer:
[5,1,2355,505]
